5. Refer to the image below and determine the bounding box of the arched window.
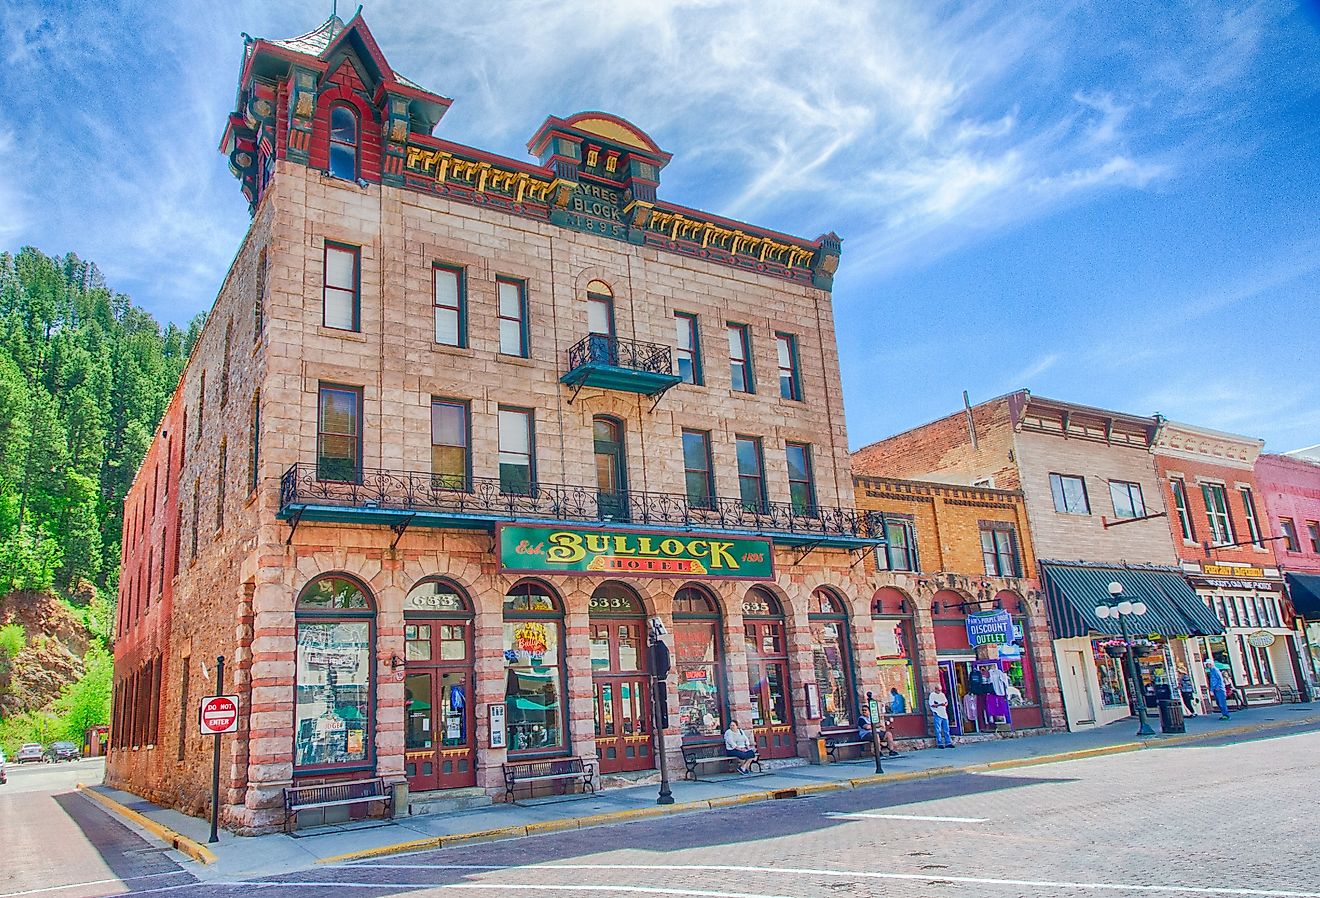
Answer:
[329,105,358,180]
[809,587,855,729]
[743,587,794,757]
[503,581,565,753]
[294,575,375,772]
[673,586,724,740]
[872,587,918,718]
[585,281,615,361]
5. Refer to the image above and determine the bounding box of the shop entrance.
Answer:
[403,580,476,792]
[743,588,795,759]
[590,583,653,773]
[941,658,1012,735]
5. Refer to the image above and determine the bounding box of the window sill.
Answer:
[431,342,475,359]
[318,325,367,342]
[498,354,537,368]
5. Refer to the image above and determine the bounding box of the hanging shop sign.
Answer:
[966,610,1014,647]
[1247,630,1277,648]
[497,523,774,580]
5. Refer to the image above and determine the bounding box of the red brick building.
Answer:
[1254,453,1320,685]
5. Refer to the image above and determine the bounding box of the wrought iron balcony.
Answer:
[278,463,886,549]
[560,334,682,399]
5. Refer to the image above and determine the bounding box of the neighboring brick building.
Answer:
[1151,422,1306,706]
[853,392,1223,731]
[109,13,897,833]
[1254,453,1320,684]
[852,476,1064,739]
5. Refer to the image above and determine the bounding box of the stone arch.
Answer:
[871,585,914,617]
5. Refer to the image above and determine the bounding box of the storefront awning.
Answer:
[1286,572,1320,619]
[1041,561,1224,640]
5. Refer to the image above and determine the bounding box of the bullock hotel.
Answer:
[106,12,927,832]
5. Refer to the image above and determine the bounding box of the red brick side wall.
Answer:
[852,396,1021,490]
[1255,454,1320,574]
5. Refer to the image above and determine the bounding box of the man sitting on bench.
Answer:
[723,720,759,775]
[857,704,902,758]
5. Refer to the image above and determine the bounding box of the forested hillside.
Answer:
[0,247,199,750]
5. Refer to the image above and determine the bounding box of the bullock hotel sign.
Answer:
[497,523,774,580]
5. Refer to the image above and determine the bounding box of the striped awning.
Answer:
[1041,561,1224,640]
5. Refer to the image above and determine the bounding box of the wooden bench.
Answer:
[1279,685,1301,703]
[821,729,872,762]
[502,756,595,802]
[1241,684,1282,706]
[681,741,761,780]
[283,777,392,832]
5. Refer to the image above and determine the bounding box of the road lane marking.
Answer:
[825,811,988,822]
[0,870,192,898]
[326,863,1320,898]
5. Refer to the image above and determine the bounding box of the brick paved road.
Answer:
[10,727,1319,898]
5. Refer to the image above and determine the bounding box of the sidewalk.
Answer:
[81,703,1320,881]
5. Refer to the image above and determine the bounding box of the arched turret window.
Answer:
[329,105,358,180]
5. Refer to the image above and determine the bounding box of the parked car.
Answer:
[1,749,7,784]
[44,741,81,763]
[15,743,43,764]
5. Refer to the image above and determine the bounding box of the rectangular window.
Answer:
[1280,518,1300,552]
[735,435,766,511]
[431,399,470,490]
[323,242,360,331]
[1308,522,1320,554]
[1239,487,1263,548]
[682,429,715,510]
[195,373,205,446]
[173,506,183,577]
[675,313,702,385]
[878,520,918,572]
[1049,473,1090,514]
[248,390,261,493]
[727,323,753,393]
[433,265,465,347]
[317,384,362,483]
[190,479,200,561]
[785,442,815,514]
[497,277,528,357]
[176,660,189,761]
[981,527,1021,577]
[1202,483,1234,545]
[254,246,267,343]
[775,332,801,400]
[220,322,232,406]
[1170,478,1195,542]
[1108,480,1145,519]
[498,407,534,495]
[215,438,227,532]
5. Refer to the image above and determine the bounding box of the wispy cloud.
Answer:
[1002,353,1061,391]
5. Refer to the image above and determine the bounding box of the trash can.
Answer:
[1158,698,1185,734]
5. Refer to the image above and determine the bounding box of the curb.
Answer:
[78,784,217,865]
[315,714,1319,866]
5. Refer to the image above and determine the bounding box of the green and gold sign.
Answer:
[497,523,774,581]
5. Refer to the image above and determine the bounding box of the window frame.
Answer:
[317,383,364,484]
[1049,473,1091,515]
[1239,487,1264,548]
[876,518,919,572]
[328,103,359,181]
[1108,479,1145,519]
[430,398,471,491]
[248,390,261,495]
[1202,483,1235,546]
[675,312,703,385]
[323,241,361,332]
[808,587,856,729]
[980,525,1021,577]
[1308,521,1320,554]
[497,406,536,496]
[727,323,754,394]
[502,580,568,757]
[774,332,802,401]
[681,429,716,510]
[785,441,816,514]
[496,276,529,358]
[1280,518,1300,552]
[433,264,467,348]
[1170,477,1196,542]
[734,434,767,512]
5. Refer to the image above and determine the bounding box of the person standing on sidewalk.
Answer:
[928,684,954,748]
[1204,660,1231,720]
[1177,668,1198,717]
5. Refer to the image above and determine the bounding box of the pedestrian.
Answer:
[1204,660,1231,720]
[723,720,759,775]
[889,687,907,715]
[928,683,954,748]
[1177,667,1198,717]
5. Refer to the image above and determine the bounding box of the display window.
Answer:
[809,588,854,729]
[871,590,918,715]
[294,575,375,772]
[674,586,725,740]
[503,581,565,753]
[1091,640,1128,707]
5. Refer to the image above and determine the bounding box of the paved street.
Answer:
[7,725,1320,898]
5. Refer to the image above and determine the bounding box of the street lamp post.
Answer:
[1095,581,1156,737]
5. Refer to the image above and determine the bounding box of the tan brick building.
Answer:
[853,392,1224,732]
[852,476,1064,738]
[108,13,903,832]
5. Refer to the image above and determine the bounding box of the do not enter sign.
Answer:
[199,695,240,735]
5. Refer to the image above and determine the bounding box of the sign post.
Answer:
[197,656,237,844]
[650,637,673,805]
[866,692,884,775]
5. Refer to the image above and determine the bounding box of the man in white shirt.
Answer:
[928,685,954,749]
[723,721,758,775]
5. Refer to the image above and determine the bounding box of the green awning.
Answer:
[1041,561,1223,640]
[1286,573,1320,619]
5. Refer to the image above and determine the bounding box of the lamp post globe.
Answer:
[1107,581,1124,597]
[1094,605,1111,619]
[1131,602,1148,617]
[1117,600,1134,615]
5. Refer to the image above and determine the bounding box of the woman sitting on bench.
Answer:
[723,720,759,775]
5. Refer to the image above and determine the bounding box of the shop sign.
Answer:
[1189,576,1280,591]
[489,704,507,749]
[1247,630,1277,648]
[497,523,774,580]
[966,610,1013,647]
[404,592,466,612]
[1203,564,1264,578]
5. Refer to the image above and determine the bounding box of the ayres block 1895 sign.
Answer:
[498,523,773,580]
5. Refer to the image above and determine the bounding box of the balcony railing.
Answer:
[560,334,682,398]
[279,463,886,547]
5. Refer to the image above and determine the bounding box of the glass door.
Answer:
[594,674,653,773]
[405,671,438,791]
[435,671,476,789]
[939,661,963,735]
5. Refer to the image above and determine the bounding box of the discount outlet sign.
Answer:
[198,695,240,735]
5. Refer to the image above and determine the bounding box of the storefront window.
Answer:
[1092,640,1128,707]
[294,575,374,771]
[809,588,854,728]
[674,586,724,739]
[503,581,564,753]
[871,600,917,713]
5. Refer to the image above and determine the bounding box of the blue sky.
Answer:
[4,1,1319,452]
